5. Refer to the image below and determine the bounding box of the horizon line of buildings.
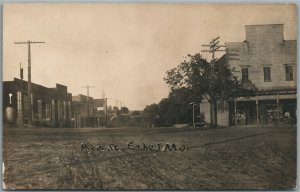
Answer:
[3,78,124,128]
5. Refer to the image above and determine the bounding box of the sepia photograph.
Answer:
[2,3,297,190]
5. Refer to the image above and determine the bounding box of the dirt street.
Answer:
[2,125,296,190]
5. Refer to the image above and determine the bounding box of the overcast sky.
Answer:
[3,3,297,110]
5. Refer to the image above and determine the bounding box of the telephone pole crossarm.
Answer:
[15,41,45,44]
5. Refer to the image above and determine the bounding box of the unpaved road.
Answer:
[3,125,296,190]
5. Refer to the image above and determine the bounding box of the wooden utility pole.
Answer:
[103,97,111,128]
[81,85,94,126]
[81,85,94,128]
[15,41,45,125]
[201,36,226,127]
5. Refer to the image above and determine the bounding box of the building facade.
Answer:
[202,24,297,126]
[93,98,107,127]
[3,79,118,128]
[3,78,72,127]
[72,94,94,128]
[72,96,118,128]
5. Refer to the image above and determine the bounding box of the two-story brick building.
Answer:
[202,24,297,126]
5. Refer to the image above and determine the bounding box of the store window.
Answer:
[263,67,271,81]
[285,65,293,81]
[241,68,249,82]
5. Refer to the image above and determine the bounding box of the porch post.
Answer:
[51,99,55,126]
[234,99,237,125]
[276,94,280,123]
[192,104,195,128]
[38,99,42,124]
[17,92,23,126]
[256,96,259,123]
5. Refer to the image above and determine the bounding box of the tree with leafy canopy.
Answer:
[164,53,256,127]
[144,97,192,127]
[120,107,129,115]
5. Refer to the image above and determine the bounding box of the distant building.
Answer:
[202,24,297,126]
[72,94,94,128]
[3,78,72,127]
[93,98,109,127]
[93,98,106,116]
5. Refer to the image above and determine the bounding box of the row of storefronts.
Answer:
[3,78,73,127]
[3,78,116,128]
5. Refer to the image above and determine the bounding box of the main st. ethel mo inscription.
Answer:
[81,142,188,152]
